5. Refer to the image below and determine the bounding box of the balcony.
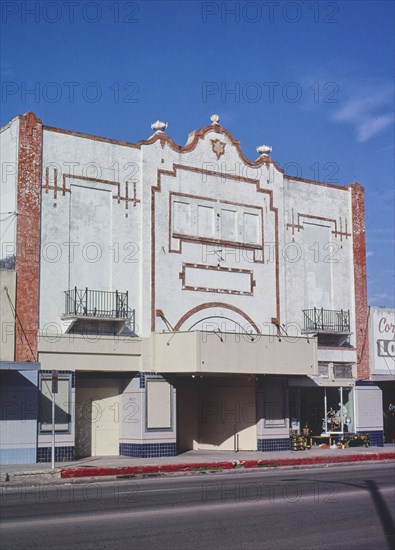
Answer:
[63,288,135,335]
[302,308,350,334]
[65,287,130,318]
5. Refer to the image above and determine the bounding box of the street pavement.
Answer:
[1,463,394,549]
[0,445,394,484]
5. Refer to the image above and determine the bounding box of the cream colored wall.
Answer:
[317,348,357,364]
[0,270,16,360]
[37,330,316,377]
[152,331,317,376]
[37,333,142,371]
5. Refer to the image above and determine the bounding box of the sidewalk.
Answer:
[1,445,394,484]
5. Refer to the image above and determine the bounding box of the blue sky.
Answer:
[1,0,394,306]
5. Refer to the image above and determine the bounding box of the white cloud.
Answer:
[331,86,394,142]
[366,251,374,257]
[356,114,394,142]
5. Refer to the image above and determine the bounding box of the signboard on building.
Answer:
[369,307,395,376]
[51,370,58,394]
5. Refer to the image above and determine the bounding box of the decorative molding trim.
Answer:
[151,163,280,331]
[44,120,351,192]
[42,171,140,210]
[284,174,349,191]
[173,302,261,333]
[168,190,264,261]
[286,209,351,240]
[180,263,255,296]
[43,125,139,149]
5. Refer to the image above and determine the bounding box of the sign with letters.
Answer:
[51,370,58,394]
[377,339,395,357]
[370,307,395,375]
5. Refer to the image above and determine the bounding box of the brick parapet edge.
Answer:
[348,182,369,379]
[15,112,42,361]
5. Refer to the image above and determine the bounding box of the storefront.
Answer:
[289,378,355,441]
[369,306,395,444]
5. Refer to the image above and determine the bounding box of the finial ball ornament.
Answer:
[210,114,220,124]
[256,145,272,156]
[151,120,168,132]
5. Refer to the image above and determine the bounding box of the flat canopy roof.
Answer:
[0,361,40,371]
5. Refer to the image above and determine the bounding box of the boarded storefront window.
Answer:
[39,376,70,433]
[146,379,172,431]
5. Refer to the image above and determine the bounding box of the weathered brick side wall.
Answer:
[15,112,42,361]
[349,182,369,379]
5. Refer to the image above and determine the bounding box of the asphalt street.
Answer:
[1,463,394,550]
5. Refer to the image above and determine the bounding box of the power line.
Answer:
[3,285,36,362]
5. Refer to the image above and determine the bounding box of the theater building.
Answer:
[0,112,382,463]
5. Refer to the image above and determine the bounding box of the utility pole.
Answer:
[51,371,58,469]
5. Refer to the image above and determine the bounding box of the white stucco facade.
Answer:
[1,112,379,461]
[0,117,19,261]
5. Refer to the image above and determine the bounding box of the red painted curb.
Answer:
[60,453,395,479]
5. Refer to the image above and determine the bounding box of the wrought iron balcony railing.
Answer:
[64,287,130,319]
[302,307,350,333]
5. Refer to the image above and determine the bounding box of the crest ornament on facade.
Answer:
[211,139,226,159]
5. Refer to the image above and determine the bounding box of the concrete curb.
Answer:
[1,469,62,484]
[60,452,395,479]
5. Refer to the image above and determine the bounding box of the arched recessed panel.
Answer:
[174,302,261,334]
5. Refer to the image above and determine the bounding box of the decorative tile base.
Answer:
[120,442,177,458]
[136,372,159,389]
[357,430,384,447]
[37,446,75,462]
[257,438,292,452]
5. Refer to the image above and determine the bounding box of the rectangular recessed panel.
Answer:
[170,194,263,248]
[303,222,333,309]
[146,380,172,430]
[221,209,237,241]
[70,184,111,291]
[243,213,260,244]
[198,205,215,238]
[184,265,252,295]
[173,201,191,234]
[40,377,70,432]
[356,387,383,429]
[264,379,286,427]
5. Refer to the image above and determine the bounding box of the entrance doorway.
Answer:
[75,381,120,457]
[177,377,257,451]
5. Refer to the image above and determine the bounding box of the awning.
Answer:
[0,361,40,371]
[151,331,317,376]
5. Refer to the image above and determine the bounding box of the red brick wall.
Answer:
[15,112,42,361]
[349,182,369,379]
